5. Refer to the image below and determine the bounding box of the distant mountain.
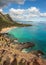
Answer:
[0,12,32,31]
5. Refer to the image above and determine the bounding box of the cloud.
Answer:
[0,0,36,8]
[40,13,46,17]
[0,0,25,8]
[9,7,46,21]
[0,9,3,12]
[9,7,39,18]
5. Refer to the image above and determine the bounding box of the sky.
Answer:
[0,0,46,21]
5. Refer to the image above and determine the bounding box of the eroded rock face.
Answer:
[0,33,46,65]
[11,58,17,65]
[31,50,44,57]
[27,62,30,65]
[3,57,10,65]
[19,58,26,65]
[3,60,10,65]
[33,59,40,65]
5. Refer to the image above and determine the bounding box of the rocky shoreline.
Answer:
[0,33,46,65]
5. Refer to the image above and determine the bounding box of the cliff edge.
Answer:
[0,33,46,65]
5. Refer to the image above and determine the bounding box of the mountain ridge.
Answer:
[0,12,31,31]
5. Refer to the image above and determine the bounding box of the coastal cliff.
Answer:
[0,33,46,65]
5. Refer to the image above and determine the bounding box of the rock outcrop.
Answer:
[15,42,35,51]
[31,50,44,57]
[11,58,17,65]
[0,33,46,65]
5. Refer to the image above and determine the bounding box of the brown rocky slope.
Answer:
[0,33,46,65]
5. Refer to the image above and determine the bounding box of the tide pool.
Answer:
[8,22,46,54]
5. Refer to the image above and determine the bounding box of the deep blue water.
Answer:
[8,22,46,54]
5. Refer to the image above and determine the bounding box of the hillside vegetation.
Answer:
[0,12,32,31]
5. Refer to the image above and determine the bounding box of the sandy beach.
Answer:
[0,26,16,33]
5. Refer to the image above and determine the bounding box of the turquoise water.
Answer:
[8,22,46,54]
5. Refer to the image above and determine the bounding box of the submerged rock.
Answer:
[23,42,35,48]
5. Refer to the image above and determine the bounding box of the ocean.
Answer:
[8,21,46,56]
